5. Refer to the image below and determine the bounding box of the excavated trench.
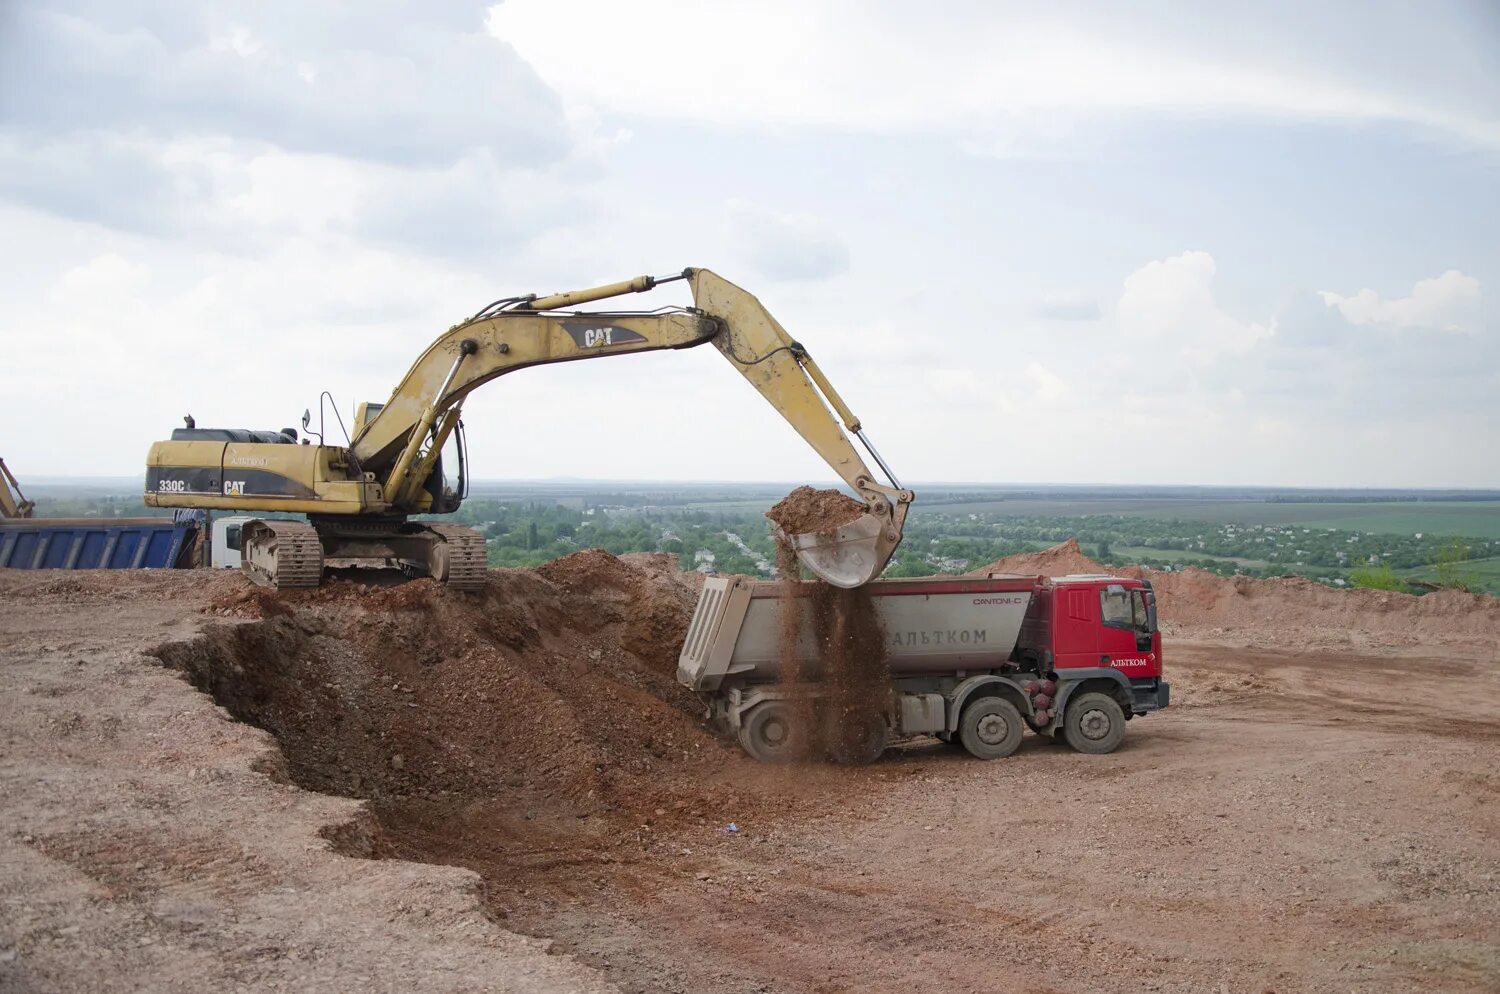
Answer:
[145,552,877,989]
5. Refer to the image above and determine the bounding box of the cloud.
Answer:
[1038,294,1101,322]
[488,0,1500,152]
[1116,251,1272,356]
[725,201,849,282]
[0,2,605,260]
[344,152,592,257]
[0,3,1493,488]
[1024,362,1071,403]
[0,1,569,167]
[1223,279,1495,416]
[1318,270,1482,333]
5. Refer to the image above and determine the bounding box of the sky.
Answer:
[1,0,1496,488]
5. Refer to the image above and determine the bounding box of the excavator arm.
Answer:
[1,457,36,519]
[350,268,913,586]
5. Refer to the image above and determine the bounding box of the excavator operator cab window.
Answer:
[224,524,242,552]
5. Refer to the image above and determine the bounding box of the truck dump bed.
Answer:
[0,518,195,570]
[679,574,1040,692]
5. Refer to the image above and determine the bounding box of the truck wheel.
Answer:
[958,697,1023,760]
[737,702,806,764]
[1063,692,1126,754]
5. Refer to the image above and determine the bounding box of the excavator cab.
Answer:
[420,419,468,515]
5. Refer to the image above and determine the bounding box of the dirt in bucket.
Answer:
[765,485,867,535]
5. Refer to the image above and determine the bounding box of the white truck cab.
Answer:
[209,515,258,568]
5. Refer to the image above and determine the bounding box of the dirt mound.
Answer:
[1142,568,1500,640]
[188,551,718,811]
[968,537,1105,577]
[971,538,1500,643]
[766,485,866,534]
[171,550,870,848]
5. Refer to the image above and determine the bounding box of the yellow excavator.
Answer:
[144,269,913,590]
[1,457,36,519]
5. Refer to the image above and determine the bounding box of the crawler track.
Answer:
[426,523,487,592]
[241,519,324,589]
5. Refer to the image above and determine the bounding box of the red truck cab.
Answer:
[1013,574,1170,738]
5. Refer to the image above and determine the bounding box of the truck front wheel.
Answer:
[737,701,806,764]
[958,697,1024,760]
[1063,692,1126,754]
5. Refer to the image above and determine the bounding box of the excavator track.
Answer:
[241,519,325,589]
[425,523,487,592]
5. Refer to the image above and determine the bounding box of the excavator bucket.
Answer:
[773,512,900,588]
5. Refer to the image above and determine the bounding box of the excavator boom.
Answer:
[346,268,911,585]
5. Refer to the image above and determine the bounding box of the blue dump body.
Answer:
[0,519,195,570]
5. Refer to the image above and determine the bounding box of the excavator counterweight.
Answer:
[144,269,913,589]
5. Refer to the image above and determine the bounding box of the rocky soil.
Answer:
[2,545,1497,993]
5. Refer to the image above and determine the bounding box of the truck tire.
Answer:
[737,701,806,764]
[957,697,1024,760]
[1063,692,1126,754]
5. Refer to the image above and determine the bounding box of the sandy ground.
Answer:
[0,572,614,994]
[2,567,1497,994]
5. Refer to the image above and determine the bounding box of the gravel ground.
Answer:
[1,568,1496,994]
[0,571,616,994]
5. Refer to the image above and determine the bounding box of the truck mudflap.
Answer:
[1131,677,1170,713]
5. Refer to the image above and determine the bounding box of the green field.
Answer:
[1109,545,1272,569]
[916,499,1500,538]
[1397,555,1500,594]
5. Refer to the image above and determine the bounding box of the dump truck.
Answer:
[678,571,1170,762]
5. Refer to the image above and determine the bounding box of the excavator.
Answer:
[1,458,36,519]
[144,268,913,590]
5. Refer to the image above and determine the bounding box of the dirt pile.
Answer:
[534,549,703,668]
[182,551,747,831]
[766,485,866,534]
[972,538,1500,643]
[967,537,1103,577]
[145,548,884,968]
[1143,569,1500,640]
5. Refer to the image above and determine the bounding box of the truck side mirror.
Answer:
[301,409,312,430]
